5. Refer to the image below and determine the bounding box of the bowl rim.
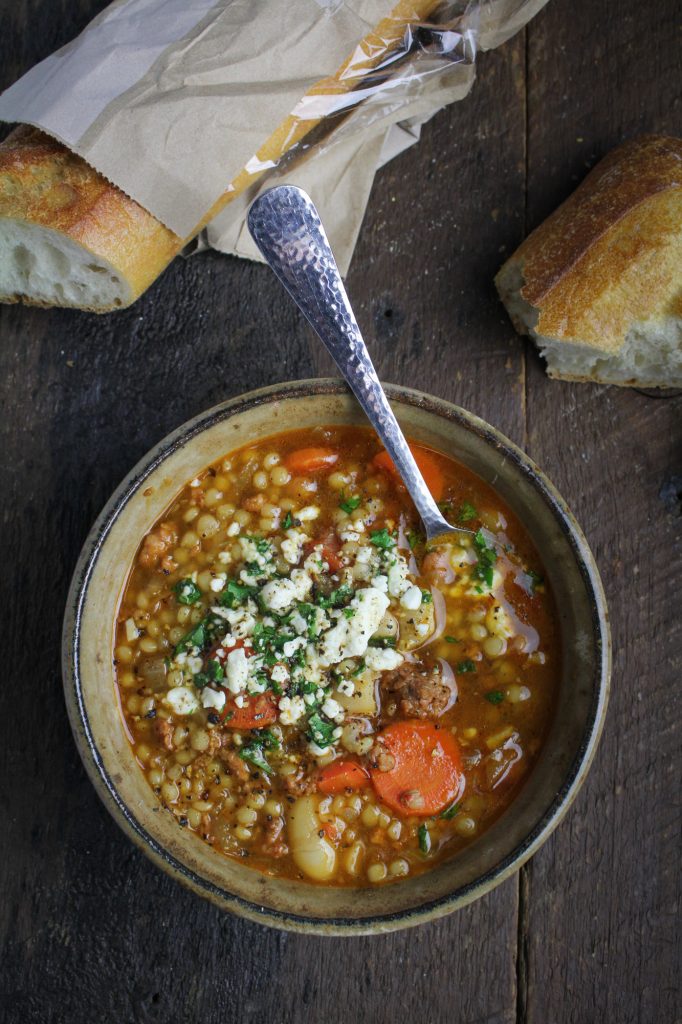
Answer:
[62,378,611,935]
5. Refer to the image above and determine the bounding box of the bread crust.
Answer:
[0,0,440,311]
[0,125,183,309]
[496,135,682,353]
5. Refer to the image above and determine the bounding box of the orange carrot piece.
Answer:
[369,721,463,816]
[220,692,278,730]
[373,445,445,502]
[318,760,370,794]
[284,447,339,474]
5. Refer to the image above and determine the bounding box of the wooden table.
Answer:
[1,0,680,1020]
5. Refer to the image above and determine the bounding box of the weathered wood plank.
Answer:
[0,5,528,1022]
[521,1,682,1021]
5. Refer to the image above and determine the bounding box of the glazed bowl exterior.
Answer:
[62,379,610,935]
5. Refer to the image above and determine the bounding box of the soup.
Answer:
[114,426,558,886]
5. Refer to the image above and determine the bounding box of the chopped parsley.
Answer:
[350,659,366,677]
[282,510,294,530]
[444,635,460,644]
[317,583,354,609]
[174,619,208,655]
[418,823,431,854]
[456,659,476,674]
[458,502,478,523]
[370,528,396,551]
[485,690,505,705]
[218,579,257,608]
[339,494,362,514]
[472,529,498,588]
[440,801,461,820]
[307,712,336,748]
[368,636,397,648]
[238,739,274,775]
[421,590,433,604]
[343,607,356,619]
[406,529,424,550]
[173,578,202,605]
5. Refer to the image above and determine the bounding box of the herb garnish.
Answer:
[339,494,362,514]
[418,823,431,854]
[282,510,294,530]
[458,502,478,523]
[173,578,201,605]
[317,583,354,609]
[218,579,257,608]
[444,635,460,644]
[307,712,336,748]
[485,690,505,705]
[238,739,274,775]
[456,659,476,673]
[370,528,396,551]
[472,529,497,588]
[440,801,461,820]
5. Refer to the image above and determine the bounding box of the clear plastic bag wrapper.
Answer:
[0,0,548,272]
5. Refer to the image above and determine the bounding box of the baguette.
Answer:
[495,135,682,388]
[0,0,438,313]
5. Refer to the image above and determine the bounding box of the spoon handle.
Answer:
[247,185,448,540]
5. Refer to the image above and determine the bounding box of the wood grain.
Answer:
[521,2,682,1023]
[0,0,679,1021]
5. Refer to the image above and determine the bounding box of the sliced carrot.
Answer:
[284,446,339,475]
[220,692,278,729]
[318,760,370,794]
[369,720,463,817]
[373,444,445,502]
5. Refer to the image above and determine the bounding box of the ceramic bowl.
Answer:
[62,379,610,935]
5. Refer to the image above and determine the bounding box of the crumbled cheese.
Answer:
[209,574,227,592]
[282,636,307,658]
[225,647,249,693]
[297,505,320,521]
[337,679,355,697]
[164,687,199,715]
[280,528,306,565]
[201,688,226,712]
[365,647,404,671]
[212,604,256,638]
[303,549,328,575]
[387,555,410,597]
[290,611,309,634]
[125,618,139,642]
[416,623,429,636]
[339,528,362,543]
[308,741,332,757]
[370,575,388,593]
[290,568,313,600]
[355,545,376,565]
[187,655,204,675]
[317,586,390,666]
[217,551,232,564]
[278,695,306,725]
[260,578,299,611]
[234,694,246,708]
[321,696,345,722]
[400,584,423,610]
[271,663,289,685]
[226,521,241,537]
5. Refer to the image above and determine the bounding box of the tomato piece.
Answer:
[220,691,278,729]
[284,447,339,474]
[373,445,445,502]
[369,720,463,816]
[304,532,344,573]
[318,760,370,794]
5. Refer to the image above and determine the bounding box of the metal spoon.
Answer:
[247,185,466,545]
